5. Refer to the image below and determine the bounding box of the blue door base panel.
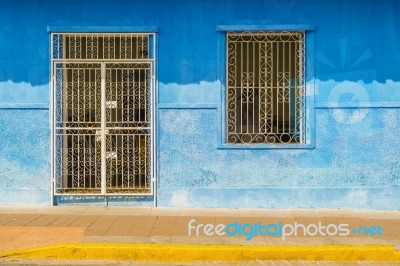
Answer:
[54,195,154,207]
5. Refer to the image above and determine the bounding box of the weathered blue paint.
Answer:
[157,108,400,209]
[157,188,400,209]
[0,109,50,205]
[0,81,49,105]
[1,0,399,86]
[0,0,399,209]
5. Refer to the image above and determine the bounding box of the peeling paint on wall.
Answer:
[0,81,49,103]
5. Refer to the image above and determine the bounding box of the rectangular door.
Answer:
[104,63,152,194]
[53,62,154,195]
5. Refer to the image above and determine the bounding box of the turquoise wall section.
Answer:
[0,109,50,204]
[158,108,400,208]
[0,0,399,208]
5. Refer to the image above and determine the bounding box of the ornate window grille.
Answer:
[51,33,155,195]
[226,31,305,144]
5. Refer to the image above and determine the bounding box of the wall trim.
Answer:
[0,103,49,109]
[47,25,159,33]
[216,24,316,31]
[315,102,400,109]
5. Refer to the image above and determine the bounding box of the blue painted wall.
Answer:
[0,0,399,208]
[0,109,50,204]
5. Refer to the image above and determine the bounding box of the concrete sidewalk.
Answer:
[0,206,399,263]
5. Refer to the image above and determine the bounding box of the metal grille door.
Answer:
[54,63,103,194]
[51,34,155,195]
[105,63,152,194]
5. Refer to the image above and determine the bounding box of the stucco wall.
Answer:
[0,109,50,204]
[158,108,400,209]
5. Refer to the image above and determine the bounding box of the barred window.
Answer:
[226,31,305,144]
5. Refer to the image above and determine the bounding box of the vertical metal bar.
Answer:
[50,37,54,203]
[77,68,81,188]
[136,36,139,59]
[283,41,285,133]
[226,35,228,139]
[131,35,134,59]
[276,41,278,134]
[252,41,255,134]
[246,41,249,134]
[116,133,118,188]
[103,34,105,59]
[96,35,99,59]
[114,68,118,190]
[88,68,92,189]
[139,66,142,126]
[77,68,80,126]
[263,42,266,134]
[299,32,304,143]
[270,41,273,135]
[101,62,106,195]
[240,42,243,134]
[61,42,68,189]
[126,68,135,122]
[70,69,76,189]
[69,34,72,59]
[257,41,260,135]
[126,67,129,124]
[80,34,83,58]
[74,34,77,59]
[83,135,86,188]
[139,67,143,189]
[151,36,157,204]
[139,133,142,188]
[296,34,303,143]
[133,134,136,188]
[116,68,118,123]
[289,40,292,135]
[127,134,130,189]
[72,135,75,189]
[58,33,61,59]
[233,39,237,136]
[144,67,147,125]
[89,69,92,127]
[113,33,116,59]
[146,135,148,189]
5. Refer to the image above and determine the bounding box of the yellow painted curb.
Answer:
[0,244,399,262]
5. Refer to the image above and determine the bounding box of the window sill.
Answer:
[217,143,315,150]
